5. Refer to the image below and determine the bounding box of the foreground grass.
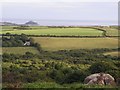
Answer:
[33,37,118,51]
[2,47,39,55]
[1,28,103,36]
[23,82,117,89]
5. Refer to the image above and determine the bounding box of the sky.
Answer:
[0,0,119,25]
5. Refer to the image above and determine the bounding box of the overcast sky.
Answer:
[0,0,118,24]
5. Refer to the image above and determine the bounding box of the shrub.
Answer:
[64,70,88,83]
[89,62,118,73]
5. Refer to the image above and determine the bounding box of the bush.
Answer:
[106,70,120,79]
[64,70,88,83]
[34,43,42,52]
[89,62,118,73]
[50,69,65,83]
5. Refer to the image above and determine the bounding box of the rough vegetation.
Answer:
[1,26,120,89]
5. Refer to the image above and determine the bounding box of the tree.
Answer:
[6,33,11,36]
[21,34,29,42]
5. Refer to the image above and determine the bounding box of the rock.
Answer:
[84,73,116,85]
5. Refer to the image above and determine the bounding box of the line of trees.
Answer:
[13,26,32,30]
[2,34,31,47]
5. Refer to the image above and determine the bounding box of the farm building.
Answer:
[24,41,30,46]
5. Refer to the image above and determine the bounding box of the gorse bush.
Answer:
[89,61,118,73]
[50,67,90,84]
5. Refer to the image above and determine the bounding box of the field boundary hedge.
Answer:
[1,34,120,38]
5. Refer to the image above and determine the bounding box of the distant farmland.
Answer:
[100,27,119,36]
[1,27,104,36]
[105,29,119,36]
[2,47,40,55]
[32,37,118,51]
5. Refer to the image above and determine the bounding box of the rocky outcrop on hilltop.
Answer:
[24,21,39,26]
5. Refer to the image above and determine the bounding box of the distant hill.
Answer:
[0,22,18,26]
[24,21,39,26]
[0,21,39,26]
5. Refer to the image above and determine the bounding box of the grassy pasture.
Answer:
[1,26,17,31]
[100,27,119,36]
[105,29,119,36]
[32,37,118,51]
[2,47,39,54]
[1,27,103,36]
[104,51,119,57]
[1,26,48,30]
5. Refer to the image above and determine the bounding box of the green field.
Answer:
[1,26,16,31]
[33,37,118,51]
[1,27,103,36]
[1,26,48,30]
[98,27,119,36]
[105,29,118,36]
[2,47,40,54]
[104,51,119,57]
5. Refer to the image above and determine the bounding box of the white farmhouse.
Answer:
[24,41,30,46]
